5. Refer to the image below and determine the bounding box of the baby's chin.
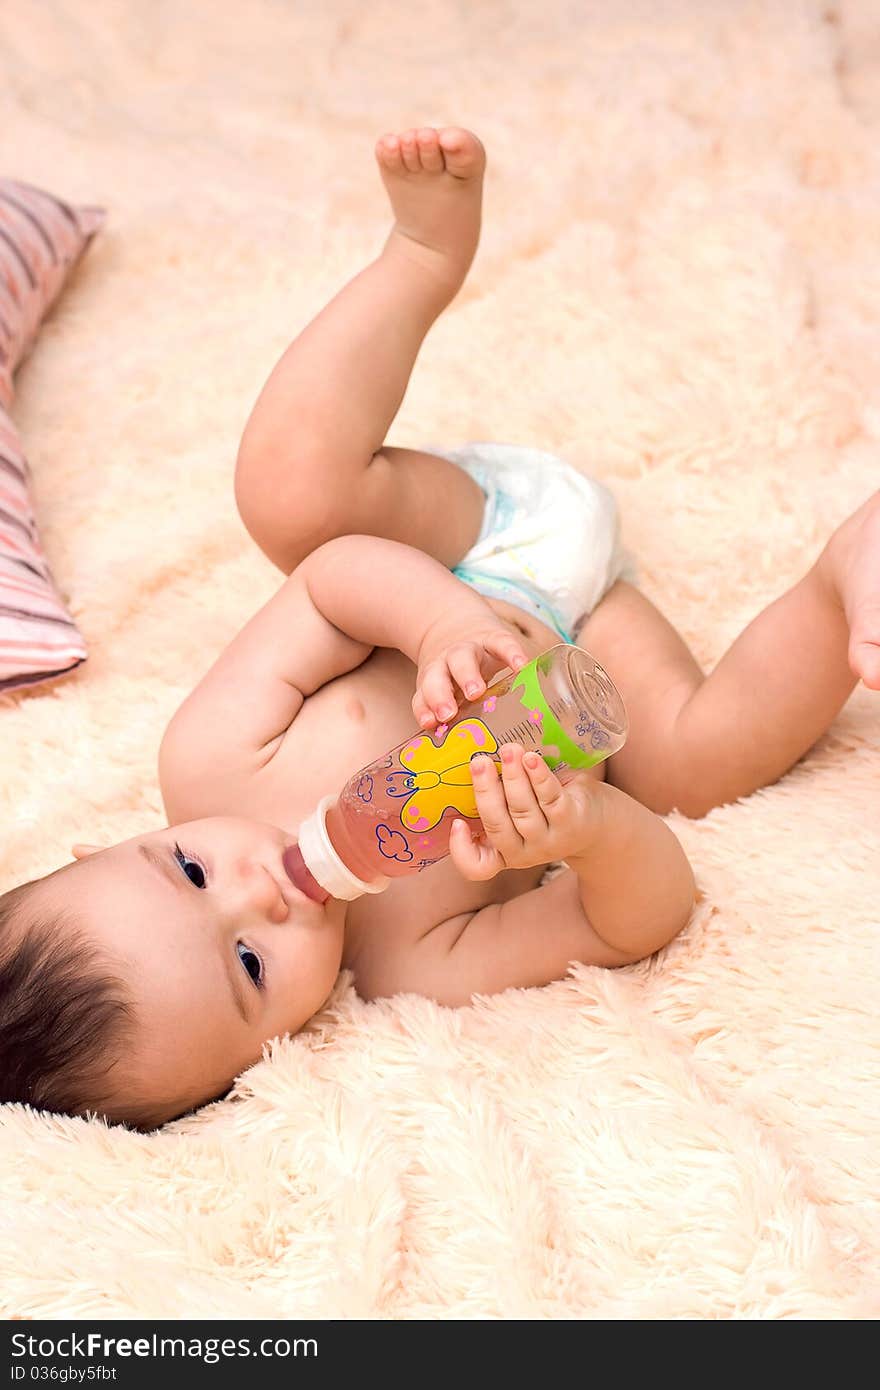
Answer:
[293,891,347,938]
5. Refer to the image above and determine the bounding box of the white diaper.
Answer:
[422,441,639,643]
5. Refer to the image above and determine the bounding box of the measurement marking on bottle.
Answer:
[499,720,542,748]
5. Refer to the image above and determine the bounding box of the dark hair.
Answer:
[0,877,140,1128]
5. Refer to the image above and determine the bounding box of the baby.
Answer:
[1,127,878,1133]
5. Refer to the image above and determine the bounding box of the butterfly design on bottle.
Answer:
[384,718,501,833]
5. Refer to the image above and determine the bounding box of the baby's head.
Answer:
[0,817,347,1130]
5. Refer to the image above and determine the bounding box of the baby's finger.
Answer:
[412,687,437,729]
[522,750,566,810]
[470,752,525,860]
[481,631,530,676]
[445,644,488,702]
[497,743,547,836]
[449,817,504,881]
[417,660,458,723]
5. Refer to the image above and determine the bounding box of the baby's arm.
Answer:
[564,781,696,964]
[300,533,504,665]
[357,779,696,1004]
[160,535,518,798]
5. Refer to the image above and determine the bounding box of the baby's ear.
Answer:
[70,843,104,860]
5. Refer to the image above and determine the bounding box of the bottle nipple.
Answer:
[282,843,332,904]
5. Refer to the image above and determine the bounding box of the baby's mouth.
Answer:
[282,844,331,905]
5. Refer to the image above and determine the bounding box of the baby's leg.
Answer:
[578,491,880,819]
[235,127,488,574]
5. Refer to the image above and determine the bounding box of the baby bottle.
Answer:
[284,644,628,903]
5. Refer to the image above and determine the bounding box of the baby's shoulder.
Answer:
[158,565,379,820]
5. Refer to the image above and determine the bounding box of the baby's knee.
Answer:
[234,452,346,574]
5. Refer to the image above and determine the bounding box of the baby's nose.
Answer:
[234,859,289,922]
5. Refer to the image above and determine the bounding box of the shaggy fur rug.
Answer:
[0,0,878,1318]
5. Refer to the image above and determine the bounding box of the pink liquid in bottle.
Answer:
[290,644,628,901]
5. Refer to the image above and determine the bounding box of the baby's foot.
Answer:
[376,126,485,294]
[821,489,880,689]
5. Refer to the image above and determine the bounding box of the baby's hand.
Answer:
[413,615,529,728]
[449,742,606,880]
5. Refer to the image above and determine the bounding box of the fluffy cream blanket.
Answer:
[1,0,878,1319]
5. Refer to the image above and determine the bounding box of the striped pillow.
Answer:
[0,179,105,693]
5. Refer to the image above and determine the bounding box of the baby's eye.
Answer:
[173,842,206,889]
[237,943,264,987]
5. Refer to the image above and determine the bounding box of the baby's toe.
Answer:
[416,128,444,172]
[376,134,403,172]
[399,129,422,174]
[437,127,485,178]
[849,613,880,689]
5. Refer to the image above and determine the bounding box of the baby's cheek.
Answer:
[318,923,345,990]
[290,913,346,1026]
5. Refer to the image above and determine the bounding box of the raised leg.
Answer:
[577,492,880,819]
[234,126,488,573]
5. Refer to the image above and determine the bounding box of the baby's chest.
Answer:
[237,596,556,831]
[276,600,549,788]
[244,645,429,829]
